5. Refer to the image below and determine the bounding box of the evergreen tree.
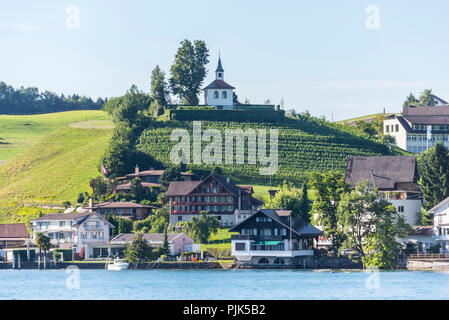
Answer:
[159,224,171,256]
[124,232,153,263]
[298,182,312,223]
[150,65,169,117]
[403,93,419,107]
[418,89,437,106]
[419,143,449,211]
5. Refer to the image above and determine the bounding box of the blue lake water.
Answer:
[1,269,449,300]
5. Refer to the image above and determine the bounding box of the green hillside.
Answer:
[138,116,398,185]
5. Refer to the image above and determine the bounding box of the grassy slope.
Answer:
[0,110,110,161]
[0,127,112,204]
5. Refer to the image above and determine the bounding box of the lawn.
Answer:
[202,228,238,251]
[0,110,111,162]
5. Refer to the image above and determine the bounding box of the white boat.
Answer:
[107,258,129,271]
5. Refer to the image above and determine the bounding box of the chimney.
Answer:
[88,198,94,212]
[135,165,140,175]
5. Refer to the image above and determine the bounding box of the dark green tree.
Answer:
[263,183,310,221]
[150,65,169,117]
[36,232,51,257]
[158,166,183,191]
[418,89,437,106]
[298,182,312,223]
[124,232,153,263]
[169,39,209,105]
[403,93,419,107]
[186,211,220,244]
[129,177,145,202]
[159,224,171,256]
[309,171,351,255]
[419,143,449,211]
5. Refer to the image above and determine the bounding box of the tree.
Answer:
[309,171,351,255]
[124,232,153,263]
[150,65,169,117]
[169,39,210,105]
[403,93,419,107]
[36,232,51,257]
[158,166,183,191]
[263,183,310,222]
[89,176,111,201]
[129,177,145,202]
[298,182,312,223]
[149,207,170,233]
[355,120,377,138]
[186,211,220,244]
[419,143,449,211]
[337,181,410,268]
[418,89,436,106]
[211,166,223,175]
[159,224,171,256]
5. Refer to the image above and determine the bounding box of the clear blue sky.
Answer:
[1,0,449,120]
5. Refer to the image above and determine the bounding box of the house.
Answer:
[229,209,322,266]
[166,174,263,226]
[383,105,449,153]
[111,232,197,256]
[0,223,29,249]
[345,156,422,226]
[30,212,114,255]
[427,196,449,253]
[113,165,194,193]
[203,55,235,110]
[91,201,158,220]
[398,226,434,254]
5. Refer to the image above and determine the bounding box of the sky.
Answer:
[1,0,449,120]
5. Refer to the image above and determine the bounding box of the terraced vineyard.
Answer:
[138,116,397,185]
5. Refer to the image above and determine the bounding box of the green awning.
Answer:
[253,241,281,245]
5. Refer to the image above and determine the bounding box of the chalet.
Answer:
[0,223,29,249]
[166,174,263,226]
[384,105,449,153]
[111,232,197,256]
[345,156,422,225]
[30,212,114,254]
[91,201,158,220]
[230,209,322,265]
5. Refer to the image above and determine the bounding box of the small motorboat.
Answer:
[106,258,129,271]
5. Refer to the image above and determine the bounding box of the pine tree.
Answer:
[298,182,312,223]
[160,224,171,256]
[419,143,449,211]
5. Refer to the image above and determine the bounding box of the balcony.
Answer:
[233,250,314,258]
[434,235,449,241]
[231,235,284,241]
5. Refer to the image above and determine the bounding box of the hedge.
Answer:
[168,109,286,122]
[13,249,36,262]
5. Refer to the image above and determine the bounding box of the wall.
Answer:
[384,118,407,150]
[389,199,421,225]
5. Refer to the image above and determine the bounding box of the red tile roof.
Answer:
[203,80,235,90]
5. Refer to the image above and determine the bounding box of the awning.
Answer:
[253,241,281,245]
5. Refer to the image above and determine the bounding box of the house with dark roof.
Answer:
[166,174,263,226]
[30,212,114,257]
[111,232,197,256]
[384,104,449,153]
[91,201,158,220]
[344,156,422,226]
[0,223,29,249]
[203,56,235,110]
[229,209,322,265]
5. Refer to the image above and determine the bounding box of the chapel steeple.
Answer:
[215,55,224,80]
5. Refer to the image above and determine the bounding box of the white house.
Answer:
[30,212,114,256]
[428,197,449,253]
[384,105,449,153]
[202,56,235,109]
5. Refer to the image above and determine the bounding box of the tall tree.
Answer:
[418,89,437,106]
[263,183,310,222]
[403,93,419,107]
[186,211,220,244]
[150,65,169,117]
[419,142,449,210]
[309,171,351,255]
[159,224,171,256]
[158,165,183,191]
[298,183,312,223]
[36,232,51,257]
[169,39,209,105]
[337,181,410,268]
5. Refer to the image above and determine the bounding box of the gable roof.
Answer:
[111,233,190,243]
[203,80,235,90]
[31,212,91,222]
[0,223,29,239]
[344,156,418,189]
[125,170,194,179]
[94,202,158,209]
[428,196,449,214]
[165,181,203,196]
[229,209,322,237]
[114,182,160,190]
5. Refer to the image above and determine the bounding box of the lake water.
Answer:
[1,269,449,300]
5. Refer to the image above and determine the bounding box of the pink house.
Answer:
[111,233,195,255]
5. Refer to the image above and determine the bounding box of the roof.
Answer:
[239,185,254,194]
[31,212,91,222]
[430,94,448,105]
[125,169,193,178]
[94,202,158,209]
[111,233,189,243]
[216,57,224,72]
[344,156,418,189]
[230,209,322,237]
[411,226,434,236]
[0,223,29,239]
[114,182,160,190]
[428,196,449,214]
[203,80,235,90]
[165,181,203,196]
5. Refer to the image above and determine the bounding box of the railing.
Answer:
[407,253,449,260]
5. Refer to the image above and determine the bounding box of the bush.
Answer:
[53,249,73,261]
[168,109,285,122]
[206,247,232,260]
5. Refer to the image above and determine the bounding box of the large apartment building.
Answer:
[166,174,263,226]
[384,105,449,153]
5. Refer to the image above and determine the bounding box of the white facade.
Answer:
[204,88,234,109]
[388,199,422,226]
[430,198,449,253]
[30,213,113,253]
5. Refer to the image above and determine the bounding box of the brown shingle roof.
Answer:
[203,80,235,90]
[114,182,160,190]
[165,181,203,196]
[0,224,29,239]
[94,202,158,209]
[31,212,91,221]
[345,156,418,189]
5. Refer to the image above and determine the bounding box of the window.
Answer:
[235,243,246,251]
[222,91,227,99]
[217,216,222,220]
[218,73,222,78]
[385,126,389,133]
[177,216,182,221]
[59,221,65,227]
[397,206,404,213]
[395,124,399,132]
[214,91,219,99]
